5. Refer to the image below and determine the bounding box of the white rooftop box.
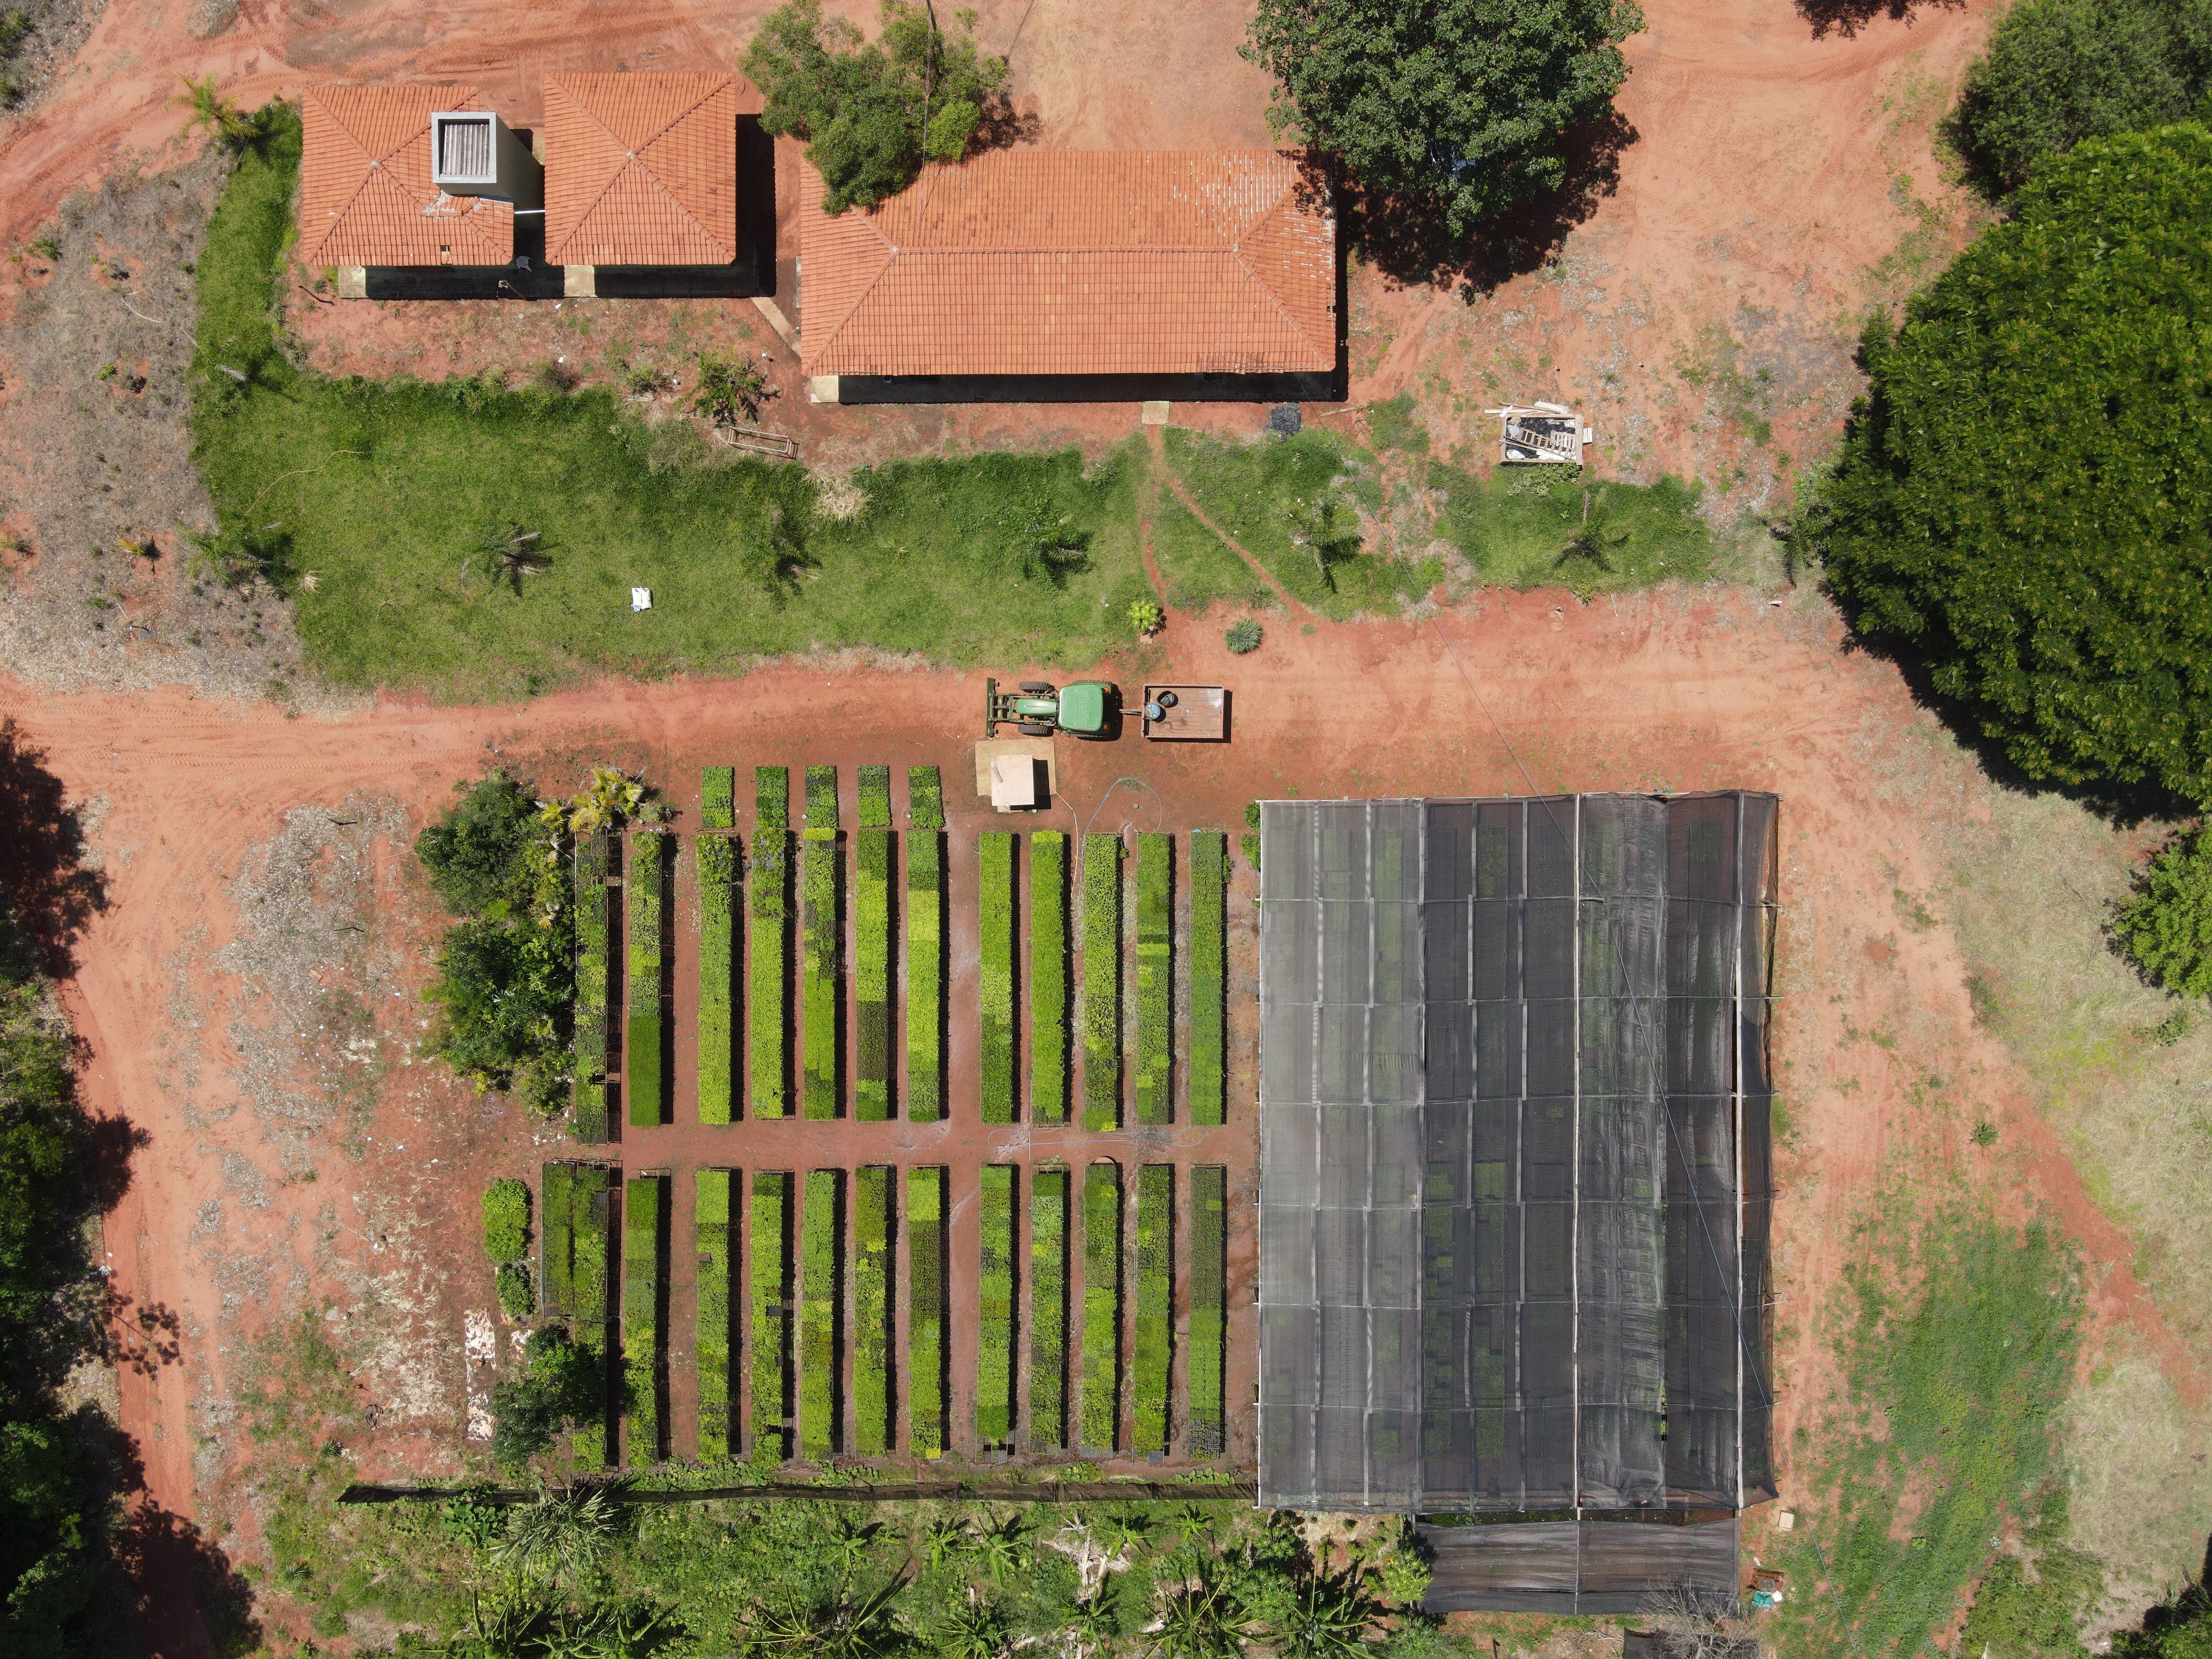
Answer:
[431,111,542,211]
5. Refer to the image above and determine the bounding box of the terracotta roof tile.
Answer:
[301,85,515,268]
[545,73,738,266]
[799,150,1335,378]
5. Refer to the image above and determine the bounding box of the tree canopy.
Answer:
[745,0,1008,215]
[1944,0,2212,198]
[1240,0,1644,238]
[1809,123,2212,805]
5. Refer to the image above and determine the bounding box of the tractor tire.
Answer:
[1019,681,1053,694]
[1018,721,1053,737]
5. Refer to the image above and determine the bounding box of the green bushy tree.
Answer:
[1240,0,1644,238]
[416,772,538,916]
[1809,123,2212,805]
[488,1328,603,1465]
[2114,827,2212,997]
[1944,0,2212,199]
[745,0,1009,214]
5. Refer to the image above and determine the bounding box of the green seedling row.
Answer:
[909,1166,948,1457]
[801,1169,843,1459]
[858,764,893,828]
[751,1171,793,1460]
[748,828,792,1118]
[1029,832,1069,1124]
[906,831,945,1122]
[801,828,841,1120]
[696,1168,735,1463]
[701,765,735,830]
[855,830,893,1122]
[977,1164,1017,1446]
[1188,832,1228,1128]
[1029,1166,1070,1452]
[755,766,790,830]
[698,833,739,1124]
[1189,1165,1228,1455]
[853,1165,894,1454]
[1136,833,1173,1125]
[570,1166,615,1469]
[806,764,839,830]
[1081,836,1124,1131]
[627,833,667,1126]
[979,832,1017,1124]
[541,1162,575,1315]
[1133,1164,1174,1454]
[623,1173,666,1464]
[572,832,611,1139]
[907,765,945,830]
[483,1178,529,1264]
[1081,1161,1123,1453]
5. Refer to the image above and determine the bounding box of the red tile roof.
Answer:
[301,85,515,268]
[799,150,1335,378]
[545,73,738,267]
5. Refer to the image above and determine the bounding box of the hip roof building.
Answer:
[301,85,525,271]
[544,72,740,270]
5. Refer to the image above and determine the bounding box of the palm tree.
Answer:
[922,1515,973,1571]
[1266,1572,1373,1659]
[1141,1571,1240,1659]
[970,1512,1031,1584]
[174,74,268,149]
[1093,1512,1154,1564]
[471,521,551,593]
[489,1486,619,1584]
[826,1515,886,1574]
[1067,1588,1121,1658]
[933,1594,1008,1659]
[745,1574,908,1659]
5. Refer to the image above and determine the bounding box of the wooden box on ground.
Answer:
[1141,685,1227,740]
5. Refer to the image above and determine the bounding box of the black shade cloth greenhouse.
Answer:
[1417,1516,1741,1614]
[1257,794,1778,1515]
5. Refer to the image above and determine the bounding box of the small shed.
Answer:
[1486,403,1594,465]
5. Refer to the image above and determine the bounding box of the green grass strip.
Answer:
[1029,832,1070,1125]
[570,1166,614,1469]
[977,1164,1018,1446]
[698,833,739,1125]
[750,1171,792,1461]
[1081,836,1124,1131]
[626,833,667,1126]
[701,766,734,830]
[801,1168,843,1459]
[623,1173,666,1465]
[979,832,1017,1124]
[541,1162,575,1316]
[1188,1166,1227,1455]
[853,1166,894,1455]
[1029,1166,1069,1452]
[855,830,893,1122]
[695,1169,735,1463]
[908,1167,948,1457]
[1133,1164,1173,1454]
[858,765,892,828]
[1188,833,1227,1128]
[1081,1161,1123,1453]
[907,765,945,830]
[748,829,791,1119]
[906,831,945,1122]
[805,764,839,830]
[755,766,789,830]
[1136,832,1173,1125]
[801,828,841,1120]
[572,832,611,1140]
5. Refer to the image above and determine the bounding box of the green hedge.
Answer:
[907,764,945,830]
[801,1168,843,1459]
[570,1165,615,1470]
[1189,833,1227,1127]
[1081,836,1123,1131]
[1081,1161,1122,1453]
[541,1162,575,1315]
[801,827,842,1120]
[483,1178,530,1263]
[698,833,739,1124]
[1189,1165,1227,1455]
[751,1170,793,1460]
[1030,832,1070,1124]
[906,830,945,1121]
[702,765,735,830]
[858,764,893,828]
[909,1166,948,1457]
[623,1173,666,1464]
[750,769,791,1118]
[856,830,893,1121]
[696,1168,735,1462]
[1030,1165,1070,1452]
[1133,1164,1173,1454]
[572,832,612,1140]
[980,832,1017,1124]
[977,1164,1017,1446]
[853,1165,894,1454]
[626,832,667,1126]
[1136,833,1173,1126]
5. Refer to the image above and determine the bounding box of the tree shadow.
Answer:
[0,717,109,977]
[1796,0,1964,40]
[971,92,1041,153]
[109,1496,263,1658]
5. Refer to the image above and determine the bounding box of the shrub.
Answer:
[1081,1161,1122,1453]
[2114,827,2212,996]
[858,764,893,828]
[907,827,945,1121]
[751,768,792,1118]
[496,1261,536,1321]
[626,833,667,1126]
[1030,1165,1070,1452]
[853,1166,894,1454]
[483,1178,531,1262]
[800,1169,843,1459]
[1135,834,1173,1125]
[1189,1166,1228,1455]
[696,1169,734,1462]
[977,1165,1018,1446]
[1944,0,2212,199]
[698,832,739,1125]
[1081,837,1123,1131]
[1224,618,1262,655]
[1129,597,1164,637]
[623,1173,667,1464]
[908,1166,948,1457]
[701,765,736,829]
[572,832,612,1138]
[752,1172,794,1460]
[801,827,841,1120]
[489,1326,603,1467]
[541,1162,576,1314]
[1029,832,1070,1124]
[418,771,538,915]
[1189,833,1228,1127]
[907,764,945,830]
[979,833,1018,1124]
[1132,1165,1173,1454]
[1811,126,2212,805]
[855,830,893,1121]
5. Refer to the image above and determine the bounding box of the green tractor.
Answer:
[984,677,1118,738]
